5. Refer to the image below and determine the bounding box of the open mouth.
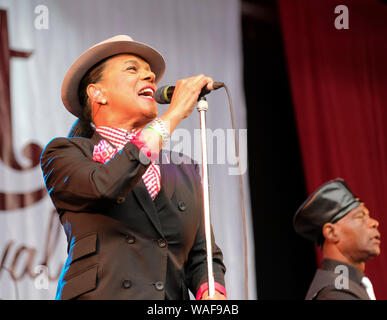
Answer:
[138,86,155,100]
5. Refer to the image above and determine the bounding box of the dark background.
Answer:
[241,0,317,300]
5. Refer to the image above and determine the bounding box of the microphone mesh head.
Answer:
[154,85,173,104]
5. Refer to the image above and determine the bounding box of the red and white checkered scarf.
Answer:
[93,126,161,200]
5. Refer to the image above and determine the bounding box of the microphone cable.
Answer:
[213,83,249,300]
[158,81,250,299]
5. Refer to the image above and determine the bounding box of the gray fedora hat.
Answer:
[61,35,165,118]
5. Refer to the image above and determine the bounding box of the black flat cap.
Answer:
[293,178,361,244]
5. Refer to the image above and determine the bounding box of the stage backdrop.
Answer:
[278,0,387,299]
[0,0,256,299]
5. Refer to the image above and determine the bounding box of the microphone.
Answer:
[154,81,224,104]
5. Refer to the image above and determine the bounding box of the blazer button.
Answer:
[154,281,164,291]
[117,197,126,204]
[122,280,132,289]
[177,200,186,212]
[126,235,136,244]
[158,239,167,248]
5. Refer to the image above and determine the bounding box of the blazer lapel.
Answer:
[159,151,176,201]
[132,152,176,237]
[132,173,164,238]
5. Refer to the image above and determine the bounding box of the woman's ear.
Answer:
[322,222,339,243]
[87,84,107,105]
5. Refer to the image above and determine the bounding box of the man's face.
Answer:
[335,203,381,262]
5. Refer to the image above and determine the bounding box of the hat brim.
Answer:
[61,39,165,118]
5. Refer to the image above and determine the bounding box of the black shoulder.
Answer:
[43,136,93,150]
[41,136,94,155]
[160,151,201,184]
[40,136,95,169]
[307,268,370,300]
[315,285,361,300]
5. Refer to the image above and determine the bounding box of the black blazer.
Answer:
[40,130,226,300]
[306,259,370,300]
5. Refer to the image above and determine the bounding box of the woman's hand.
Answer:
[141,74,213,156]
[168,74,214,119]
[160,74,213,133]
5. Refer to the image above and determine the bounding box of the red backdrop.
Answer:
[278,0,387,299]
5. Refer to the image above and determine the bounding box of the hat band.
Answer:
[330,198,362,224]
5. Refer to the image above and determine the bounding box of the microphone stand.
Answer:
[196,96,215,298]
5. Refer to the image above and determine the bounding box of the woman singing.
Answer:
[40,35,226,300]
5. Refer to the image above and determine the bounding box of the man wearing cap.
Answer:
[293,178,381,300]
[40,35,226,300]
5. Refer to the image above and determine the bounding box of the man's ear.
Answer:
[322,222,339,243]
